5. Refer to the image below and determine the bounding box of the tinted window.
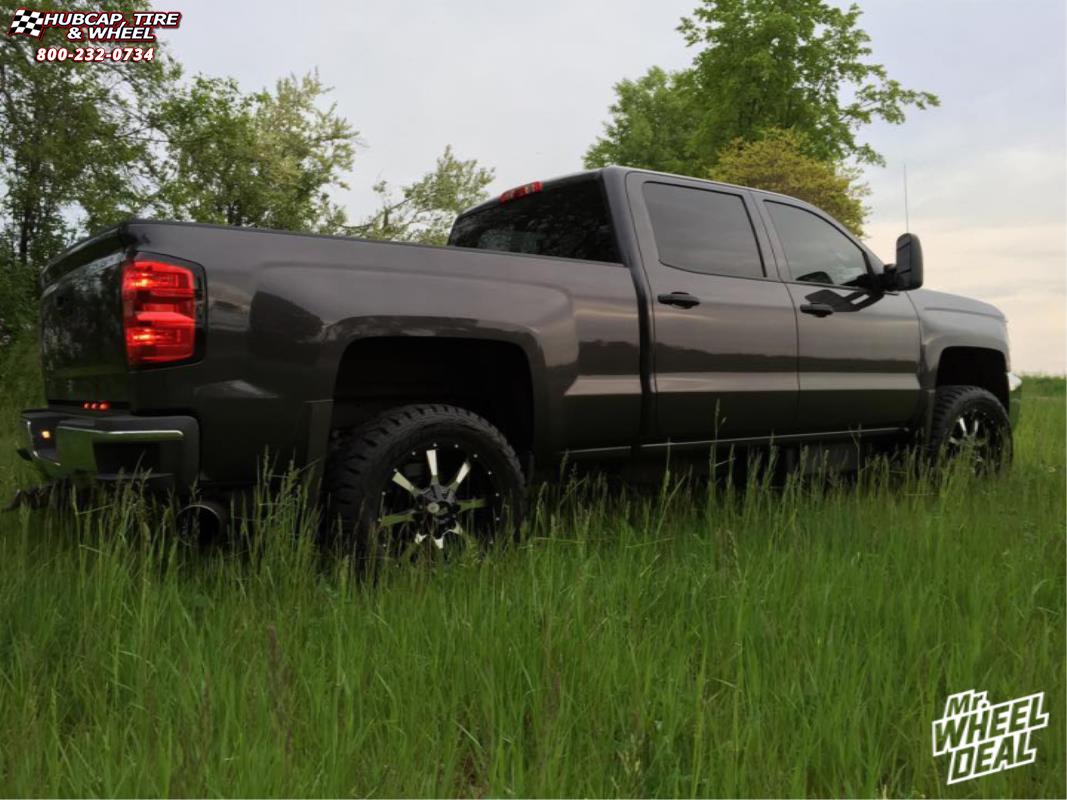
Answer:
[448,179,619,263]
[643,183,764,278]
[766,202,868,286]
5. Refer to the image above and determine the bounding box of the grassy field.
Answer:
[0,339,1063,797]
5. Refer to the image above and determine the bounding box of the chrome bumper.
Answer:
[1007,372,1022,428]
[19,409,199,487]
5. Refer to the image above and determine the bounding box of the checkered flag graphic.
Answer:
[8,8,45,38]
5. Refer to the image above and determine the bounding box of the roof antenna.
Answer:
[903,163,910,233]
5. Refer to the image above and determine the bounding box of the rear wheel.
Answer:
[928,385,1012,472]
[323,404,524,565]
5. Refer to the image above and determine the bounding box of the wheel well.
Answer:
[331,337,534,458]
[936,347,1008,409]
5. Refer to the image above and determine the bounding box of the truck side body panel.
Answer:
[20,165,1019,497]
[99,222,641,484]
[623,172,801,441]
[751,193,923,432]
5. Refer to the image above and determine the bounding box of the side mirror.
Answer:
[892,233,924,290]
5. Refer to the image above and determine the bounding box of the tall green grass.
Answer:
[0,338,1063,797]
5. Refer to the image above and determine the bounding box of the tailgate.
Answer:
[39,228,132,404]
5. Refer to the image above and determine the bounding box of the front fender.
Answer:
[911,290,1010,391]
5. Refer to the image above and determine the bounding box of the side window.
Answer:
[642,182,764,278]
[766,201,868,287]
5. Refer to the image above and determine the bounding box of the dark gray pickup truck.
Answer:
[18,166,1021,552]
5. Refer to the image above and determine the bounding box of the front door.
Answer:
[759,199,922,432]
[627,174,799,442]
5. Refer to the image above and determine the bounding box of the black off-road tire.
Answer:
[928,385,1013,472]
[322,404,524,564]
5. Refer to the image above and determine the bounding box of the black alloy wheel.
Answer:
[928,385,1012,473]
[324,404,524,564]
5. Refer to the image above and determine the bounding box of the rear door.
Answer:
[758,198,921,431]
[626,173,798,442]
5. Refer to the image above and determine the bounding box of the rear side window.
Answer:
[642,182,764,278]
[449,179,620,263]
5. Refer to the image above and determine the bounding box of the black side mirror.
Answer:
[891,233,924,290]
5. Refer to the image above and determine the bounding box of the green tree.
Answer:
[585,0,939,175]
[583,67,700,176]
[354,146,494,245]
[711,128,869,235]
[0,2,178,272]
[0,1,178,343]
[154,72,356,233]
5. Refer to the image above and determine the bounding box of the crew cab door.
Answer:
[626,173,798,441]
[758,198,921,431]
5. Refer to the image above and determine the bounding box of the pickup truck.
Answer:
[17,166,1021,554]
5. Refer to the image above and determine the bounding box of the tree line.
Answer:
[0,0,936,346]
[586,0,937,234]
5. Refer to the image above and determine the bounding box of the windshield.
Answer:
[448,178,620,264]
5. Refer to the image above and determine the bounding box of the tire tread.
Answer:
[322,404,523,553]
[927,384,1012,466]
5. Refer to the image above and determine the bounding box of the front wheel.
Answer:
[928,385,1013,473]
[323,404,524,565]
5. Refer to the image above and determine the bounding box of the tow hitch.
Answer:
[5,481,70,511]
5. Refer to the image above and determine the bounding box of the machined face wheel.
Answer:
[375,441,504,557]
[944,406,1004,470]
[324,404,526,566]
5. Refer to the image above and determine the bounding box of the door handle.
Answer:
[657,292,700,309]
[800,302,835,317]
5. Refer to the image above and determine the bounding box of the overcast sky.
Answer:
[167,0,1065,374]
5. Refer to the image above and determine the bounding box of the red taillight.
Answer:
[122,259,197,367]
[499,180,543,203]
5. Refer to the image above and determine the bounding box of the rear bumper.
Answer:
[18,409,199,489]
[1007,372,1022,428]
